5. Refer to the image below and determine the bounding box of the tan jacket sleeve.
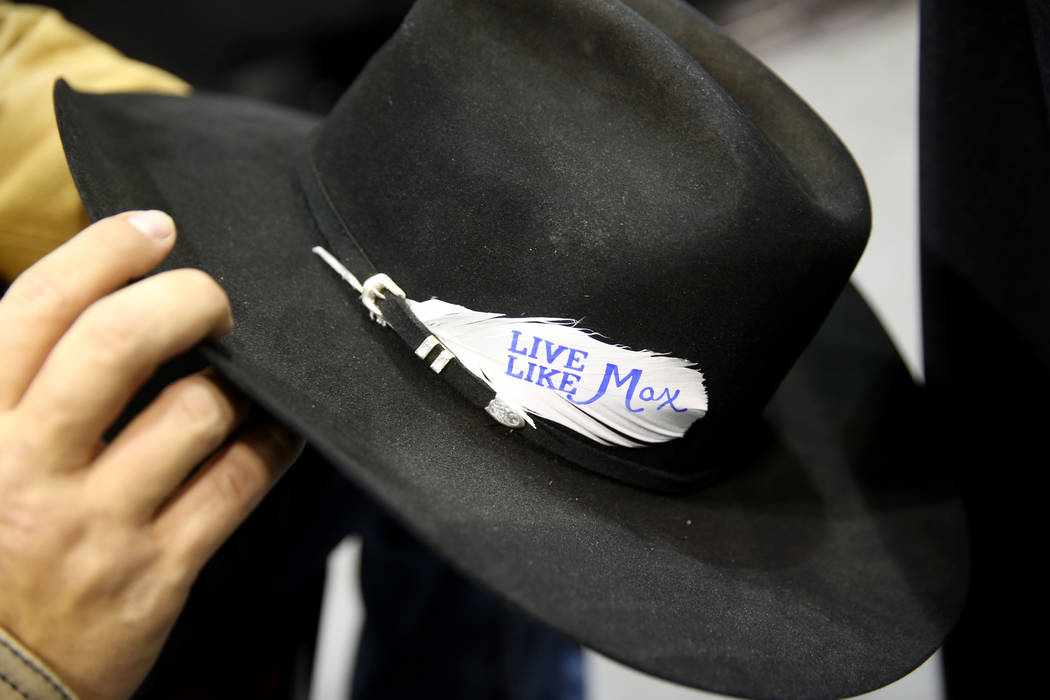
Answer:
[0,626,76,700]
[0,1,190,282]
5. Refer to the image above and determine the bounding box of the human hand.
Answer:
[0,211,303,700]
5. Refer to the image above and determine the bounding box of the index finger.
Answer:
[0,211,177,410]
[17,267,234,469]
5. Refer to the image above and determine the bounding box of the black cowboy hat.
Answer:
[54,0,967,697]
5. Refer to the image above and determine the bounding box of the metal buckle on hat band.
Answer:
[361,273,406,326]
[307,247,406,325]
[313,246,529,433]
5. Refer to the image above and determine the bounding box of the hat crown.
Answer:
[309,0,870,485]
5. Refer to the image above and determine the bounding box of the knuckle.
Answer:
[211,448,266,505]
[5,268,75,315]
[78,299,143,358]
[0,483,82,562]
[168,379,232,444]
[162,529,212,585]
[153,557,195,607]
[0,422,33,472]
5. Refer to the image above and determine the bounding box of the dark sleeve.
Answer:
[920,1,1049,696]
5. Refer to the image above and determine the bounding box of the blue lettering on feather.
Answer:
[503,331,687,413]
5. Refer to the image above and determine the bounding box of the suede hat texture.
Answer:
[55,0,968,697]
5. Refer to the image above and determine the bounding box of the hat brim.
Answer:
[56,81,967,699]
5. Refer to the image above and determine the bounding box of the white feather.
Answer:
[311,247,707,448]
[410,298,707,447]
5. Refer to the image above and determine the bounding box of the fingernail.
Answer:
[129,210,175,240]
